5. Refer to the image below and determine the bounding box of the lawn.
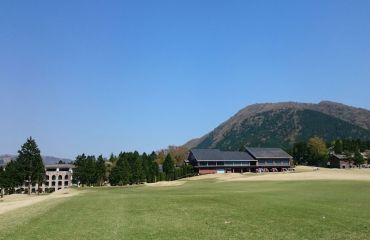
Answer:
[1,180,370,240]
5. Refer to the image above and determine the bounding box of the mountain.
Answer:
[184,101,370,150]
[0,154,72,166]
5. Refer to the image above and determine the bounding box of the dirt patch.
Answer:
[187,166,370,182]
[0,188,79,215]
[145,181,186,187]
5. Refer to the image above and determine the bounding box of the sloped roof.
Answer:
[190,149,255,161]
[331,154,352,160]
[245,147,292,159]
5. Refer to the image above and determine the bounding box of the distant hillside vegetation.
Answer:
[184,101,370,150]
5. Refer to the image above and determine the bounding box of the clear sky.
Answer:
[1,0,369,159]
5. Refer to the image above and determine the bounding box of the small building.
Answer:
[327,154,354,169]
[188,147,293,174]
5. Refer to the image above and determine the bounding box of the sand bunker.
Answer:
[0,188,79,215]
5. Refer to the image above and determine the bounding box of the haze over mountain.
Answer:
[0,154,72,167]
[184,101,370,150]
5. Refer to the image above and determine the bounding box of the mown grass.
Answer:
[1,180,370,240]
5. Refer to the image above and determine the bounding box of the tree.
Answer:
[132,157,144,184]
[307,137,328,166]
[2,160,23,194]
[0,167,4,198]
[17,137,45,195]
[334,140,343,154]
[163,154,175,181]
[291,142,309,165]
[96,155,106,186]
[73,154,87,186]
[147,151,159,183]
[353,150,364,167]
[109,158,130,186]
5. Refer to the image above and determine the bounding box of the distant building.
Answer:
[22,164,75,193]
[327,154,354,169]
[44,164,74,191]
[187,147,293,174]
[328,152,369,169]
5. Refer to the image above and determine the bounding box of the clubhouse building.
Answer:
[187,147,293,174]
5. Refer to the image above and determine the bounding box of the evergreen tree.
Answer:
[132,157,144,184]
[354,150,364,167]
[142,153,150,182]
[334,140,343,154]
[85,155,97,186]
[96,155,106,186]
[17,137,45,194]
[109,158,130,186]
[163,154,175,181]
[0,167,4,198]
[291,142,309,165]
[3,160,24,194]
[73,154,90,186]
[146,151,159,183]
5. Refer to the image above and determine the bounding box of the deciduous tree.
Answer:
[307,137,328,166]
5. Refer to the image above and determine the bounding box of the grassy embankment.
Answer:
[1,179,369,240]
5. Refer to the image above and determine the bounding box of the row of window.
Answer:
[198,160,290,166]
[199,161,251,166]
[46,175,70,180]
[258,160,290,165]
[50,181,70,186]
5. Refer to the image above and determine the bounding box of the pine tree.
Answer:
[109,158,130,186]
[3,160,23,194]
[96,155,106,186]
[17,137,45,194]
[86,156,97,186]
[334,140,343,154]
[163,154,175,181]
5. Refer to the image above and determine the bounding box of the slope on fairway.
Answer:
[1,180,370,240]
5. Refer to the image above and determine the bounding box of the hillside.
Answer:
[184,101,370,150]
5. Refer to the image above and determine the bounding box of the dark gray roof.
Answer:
[190,149,255,161]
[45,164,75,169]
[245,147,292,159]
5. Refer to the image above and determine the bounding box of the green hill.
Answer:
[184,101,370,150]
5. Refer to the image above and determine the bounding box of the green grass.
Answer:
[1,180,370,240]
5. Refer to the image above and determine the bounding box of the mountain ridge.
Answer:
[184,101,370,150]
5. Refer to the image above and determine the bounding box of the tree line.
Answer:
[1,137,195,198]
[74,151,194,186]
[290,137,370,167]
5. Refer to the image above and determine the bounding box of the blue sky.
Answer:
[1,0,370,158]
